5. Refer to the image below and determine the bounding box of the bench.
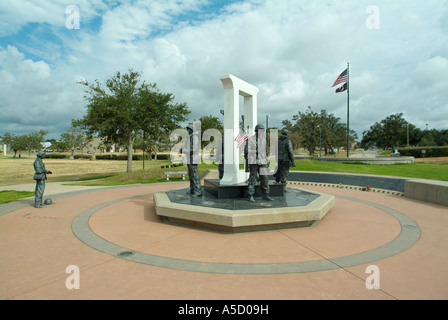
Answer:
[164,171,187,181]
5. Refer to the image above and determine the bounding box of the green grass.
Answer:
[0,190,35,204]
[69,163,218,186]
[65,159,448,187]
[291,159,448,181]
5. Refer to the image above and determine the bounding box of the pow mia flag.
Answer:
[335,82,347,93]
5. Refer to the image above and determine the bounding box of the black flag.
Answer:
[335,82,347,93]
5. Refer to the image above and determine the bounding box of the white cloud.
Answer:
[0,0,107,37]
[0,45,84,135]
[1,0,447,139]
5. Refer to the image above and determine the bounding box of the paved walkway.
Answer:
[0,180,447,300]
[0,181,106,196]
[349,150,379,158]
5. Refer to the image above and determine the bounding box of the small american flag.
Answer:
[332,68,348,87]
[235,129,249,148]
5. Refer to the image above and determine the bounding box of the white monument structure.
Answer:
[154,74,334,232]
[220,74,258,186]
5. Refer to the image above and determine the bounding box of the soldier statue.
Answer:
[244,124,273,203]
[184,125,202,197]
[33,151,52,208]
[218,135,224,179]
[274,129,296,192]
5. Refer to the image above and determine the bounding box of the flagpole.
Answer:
[346,61,350,158]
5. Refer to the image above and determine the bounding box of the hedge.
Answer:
[73,154,92,160]
[95,154,170,160]
[398,146,448,158]
[44,153,171,160]
[45,153,92,159]
[45,153,68,159]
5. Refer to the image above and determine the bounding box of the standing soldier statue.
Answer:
[33,151,52,208]
[274,129,296,192]
[218,135,224,179]
[184,125,202,197]
[245,124,274,203]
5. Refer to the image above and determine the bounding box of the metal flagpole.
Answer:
[346,61,350,158]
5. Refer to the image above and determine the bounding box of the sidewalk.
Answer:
[0,181,106,197]
[1,181,447,300]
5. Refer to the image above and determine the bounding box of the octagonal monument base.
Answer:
[154,185,335,233]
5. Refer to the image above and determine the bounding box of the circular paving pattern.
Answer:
[71,190,421,275]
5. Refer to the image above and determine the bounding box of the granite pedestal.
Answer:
[154,183,335,233]
[204,179,284,199]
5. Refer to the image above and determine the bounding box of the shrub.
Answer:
[398,146,448,158]
[95,154,170,160]
[45,153,67,159]
[73,154,92,160]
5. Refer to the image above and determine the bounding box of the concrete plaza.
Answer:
[0,178,447,300]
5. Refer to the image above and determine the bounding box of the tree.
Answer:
[60,124,92,156]
[51,140,69,152]
[137,129,171,160]
[381,113,408,148]
[198,115,224,134]
[434,129,448,146]
[7,134,27,157]
[361,113,418,149]
[197,115,223,149]
[4,131,48,157]
[1,133,14,153]
[77,69,190,172]
[290,107,319,155]
[281,120,302,152]
[283,107,356,156]
[24,130,48,156]
[417,128,448,147]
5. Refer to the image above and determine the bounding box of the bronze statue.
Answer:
[33,151,52,208]
[245,124,273,203]
[185,126,202,197]
[218,135,224,179]
[274,129,296,192]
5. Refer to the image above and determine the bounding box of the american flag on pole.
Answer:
[235,128,249,148]
[332,68,348,87]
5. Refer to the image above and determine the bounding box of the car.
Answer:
[87,151,95,154]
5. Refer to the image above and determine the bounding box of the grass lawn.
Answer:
[62,158,448,186]
[71,164,215,186]
[1,155,447,189]
[290,159,448,181]
[0,190,35,204]
[0,156,173,186]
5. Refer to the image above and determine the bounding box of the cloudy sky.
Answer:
[1,0,447,140]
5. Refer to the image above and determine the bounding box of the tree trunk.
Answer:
[126,135,134,173]
[308,143,315,157]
